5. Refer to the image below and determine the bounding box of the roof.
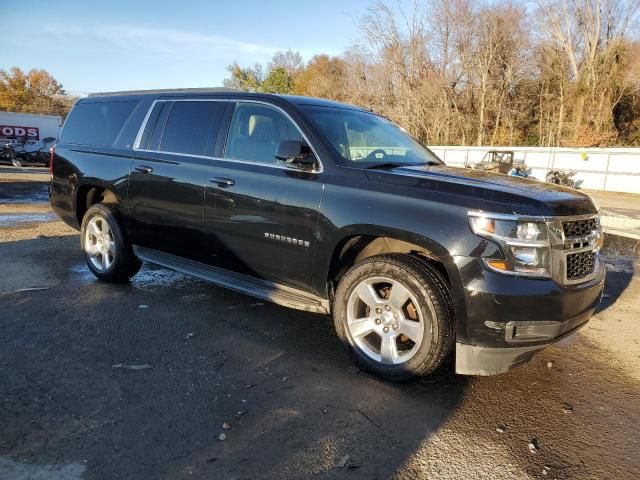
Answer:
[280,95,368,111]
[86,88,367,112]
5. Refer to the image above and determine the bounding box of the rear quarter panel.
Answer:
[50,145,134,228]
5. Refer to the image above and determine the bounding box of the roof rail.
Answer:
[88,87,242,97]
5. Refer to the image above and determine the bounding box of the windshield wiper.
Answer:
[365,161,441,170]
[365,162,415,170]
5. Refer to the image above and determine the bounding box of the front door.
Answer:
[127,99,227,261]
[204,102,325,292]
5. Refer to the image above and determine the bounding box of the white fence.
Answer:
[429,146,640,194]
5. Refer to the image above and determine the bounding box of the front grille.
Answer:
[566,251,596,280]
[563,218,598,238]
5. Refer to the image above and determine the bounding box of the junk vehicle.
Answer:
[465,150,517,175]
[546,169,582,189]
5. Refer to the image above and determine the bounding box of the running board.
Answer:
[133,246,330,314]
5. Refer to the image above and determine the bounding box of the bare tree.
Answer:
[268,50,304,76]
[222,0,640,147]
[536,0,640,145]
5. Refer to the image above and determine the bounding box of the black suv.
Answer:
[50,89,605,380]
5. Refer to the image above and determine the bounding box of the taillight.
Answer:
[49,145,55,178]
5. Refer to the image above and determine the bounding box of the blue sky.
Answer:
[1,0,374,95]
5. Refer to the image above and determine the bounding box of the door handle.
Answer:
[135,165,153,174]
[210,177,235,187]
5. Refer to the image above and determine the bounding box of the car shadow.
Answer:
[595,255,635,314]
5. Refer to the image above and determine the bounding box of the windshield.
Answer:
[302,105,442,167]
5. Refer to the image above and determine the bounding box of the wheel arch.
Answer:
[75,184,121,225]
[322,226,467,331]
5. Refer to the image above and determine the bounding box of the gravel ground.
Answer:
[1,169,639,480]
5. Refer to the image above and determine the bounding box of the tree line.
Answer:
[225,0,640,147]
[0,67,76,118]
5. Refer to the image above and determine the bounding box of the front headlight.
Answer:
[468,212,551,277]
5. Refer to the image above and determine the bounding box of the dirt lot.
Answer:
[1,167,639,480]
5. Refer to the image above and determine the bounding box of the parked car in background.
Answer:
[50,89,605,380]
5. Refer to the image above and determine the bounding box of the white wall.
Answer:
[0,111,63,143]
[429,146,640,194]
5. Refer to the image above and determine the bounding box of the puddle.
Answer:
[0,212,57,225]
[0,191,49,203]
[131,266,193,289]
[70,263,196,290]
[0,183,50,203]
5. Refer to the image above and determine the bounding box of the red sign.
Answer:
[0,125,40,139]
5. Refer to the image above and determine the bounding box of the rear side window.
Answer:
[139,101,226,156]
[60,100,138,146]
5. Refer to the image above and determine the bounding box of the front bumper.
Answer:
[455,308,592,375]
[453,255,605,375]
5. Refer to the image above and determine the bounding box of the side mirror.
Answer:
[275,140,315,167]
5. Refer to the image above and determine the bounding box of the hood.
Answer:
[364,164,597,217]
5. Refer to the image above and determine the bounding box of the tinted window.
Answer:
[157,101,226,156]
[61,100,138,146]
[224,103,302,165]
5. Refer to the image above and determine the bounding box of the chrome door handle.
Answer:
[210,177,235,187]
[135,165,153,174]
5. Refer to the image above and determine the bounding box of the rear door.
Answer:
[204,101,325,291]
[128,99,227,261]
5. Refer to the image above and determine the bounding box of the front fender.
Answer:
[314,174,505,340]
[315,223,470,336]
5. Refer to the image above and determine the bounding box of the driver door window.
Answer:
[224,103,303,165]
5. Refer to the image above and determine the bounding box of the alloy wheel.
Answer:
[84,216,115,271]
[346,276,430,365]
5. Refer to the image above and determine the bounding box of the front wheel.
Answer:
[333,254,454,381]
[81,203,141,282]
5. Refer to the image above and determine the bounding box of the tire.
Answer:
[333,254,454,381]
[80,203,141,282]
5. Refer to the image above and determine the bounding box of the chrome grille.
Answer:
[563,218,598,238]
[547,214,601,285]
[566,251,596,280]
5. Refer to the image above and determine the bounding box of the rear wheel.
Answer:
[333,254,454,381]
[81,203,141,282]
